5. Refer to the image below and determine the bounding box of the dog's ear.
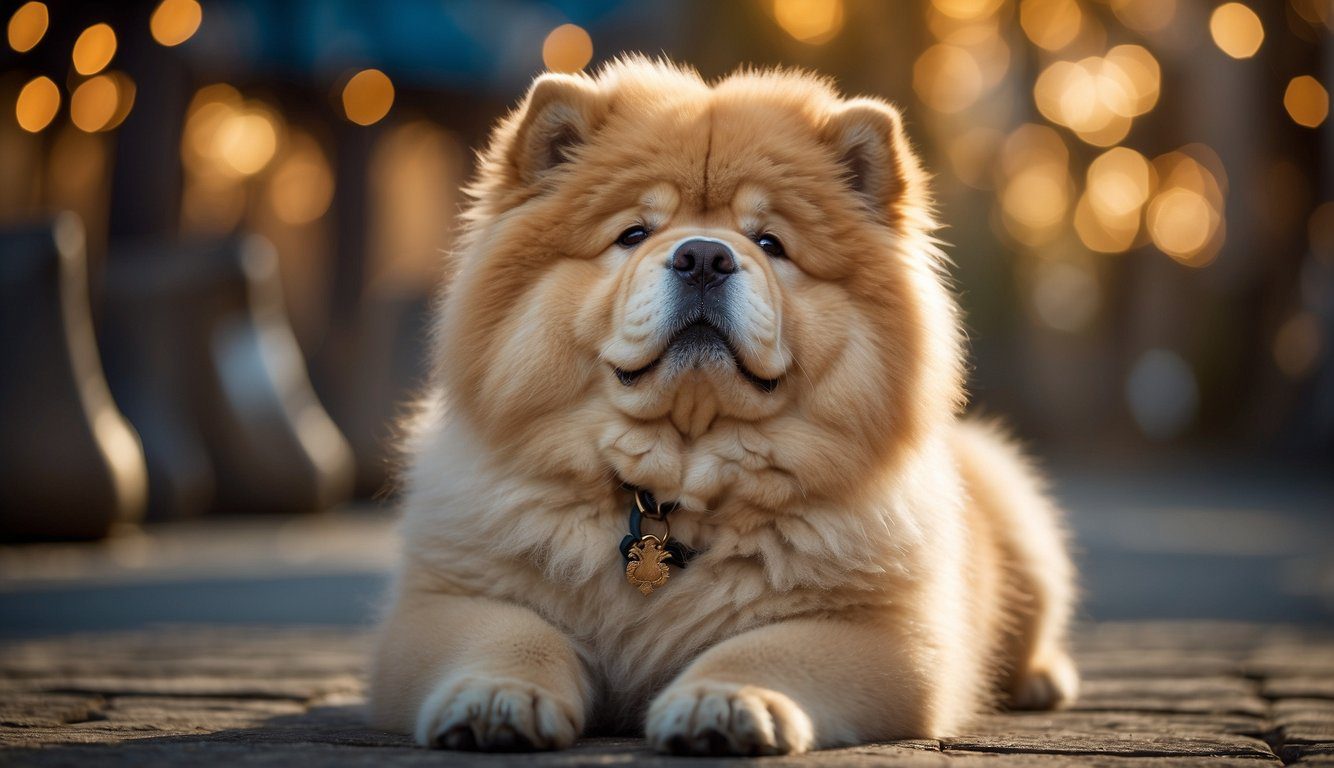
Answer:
[821,98,928,219]
[495,72,603,190]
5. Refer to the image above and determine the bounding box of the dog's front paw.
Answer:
[414,674,581,751]
[1011,651,1080,711]
[647,681,814,756]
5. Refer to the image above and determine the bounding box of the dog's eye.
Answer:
[755,233,786,258]
[616,226,649,248]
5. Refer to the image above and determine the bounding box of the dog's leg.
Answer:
[646,613,974,755]
[369,583,590,751]
[949,420,1079,711]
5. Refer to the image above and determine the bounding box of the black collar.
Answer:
[618,484,697,568]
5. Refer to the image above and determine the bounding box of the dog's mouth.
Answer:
[613,320,779,393]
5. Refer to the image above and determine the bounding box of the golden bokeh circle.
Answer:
[342,69,395,126]
[542,24,594,72]
[7,1,48,53]
[72,22,117,75]
[15,75,60,132]
[150,0,203,47]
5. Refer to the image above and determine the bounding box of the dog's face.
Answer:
[435,60,963,509]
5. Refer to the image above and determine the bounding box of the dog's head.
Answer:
[431,58,963,509]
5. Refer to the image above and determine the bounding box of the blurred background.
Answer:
[0,0,1331,633]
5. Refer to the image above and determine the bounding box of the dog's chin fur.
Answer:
[371,57,1079,755]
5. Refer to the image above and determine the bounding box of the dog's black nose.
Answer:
[671,239,736,292]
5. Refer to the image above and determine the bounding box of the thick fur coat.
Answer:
[370,58,1078,755]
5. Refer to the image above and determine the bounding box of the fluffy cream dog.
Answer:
[370,58,1078,756]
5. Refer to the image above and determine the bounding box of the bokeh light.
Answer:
[267,133,335,226]
[179,82,287,234]
[1284,75,1329,128]
[342,69,395,126]
[150,0,203,47]
[7,1,47,53]
[70,77,118,133]
[72,22,117,76]
[772,0,844,45]
[1104,44,1161,116]
[1031,46,1159,148]
[913,44,984,114]
[1209,3,1264,59]
[1075,191,1135,253]
[1273,312,1322,378]
[1076,146,1153,253]
[997,123,1071,246]
[1126,349,1198,441]
[542,23,594,72]
[1031,260,1100,332]
[1087,147,1153,219]
[70,73,134,133]
[1108,0,1177,35]
[105,72,137,132]
[1019,0,1082,51]
[930,14,1010,90]
[15,75,60,133]
[1290,0,1333,28]
[1146,188,1213,261]
[931,0,1005,22]
[946,126,1004,190]
[216,111,279,175]
[1145,149,1226,267]
[183,85,283,178]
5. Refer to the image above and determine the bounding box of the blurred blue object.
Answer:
[193,0,678,91]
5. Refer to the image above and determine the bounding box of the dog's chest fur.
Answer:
[398,417,958,728]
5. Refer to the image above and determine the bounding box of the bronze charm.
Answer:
[625,534,672,595]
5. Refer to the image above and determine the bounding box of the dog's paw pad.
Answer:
[646,681,814,755]
[1011,652,1079,710]
[414,675,580,751]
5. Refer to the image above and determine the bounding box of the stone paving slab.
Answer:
[2,622,1333,766]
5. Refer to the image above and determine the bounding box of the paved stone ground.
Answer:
[2,622,1334,766]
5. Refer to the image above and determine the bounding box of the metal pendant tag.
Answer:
[625,535,671,596]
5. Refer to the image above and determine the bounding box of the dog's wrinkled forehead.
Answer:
[587,97,825,215]
[481,59,928,255]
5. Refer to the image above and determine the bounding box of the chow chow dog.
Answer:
[370,57,1078,755]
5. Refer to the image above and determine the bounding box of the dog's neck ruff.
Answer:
[618,485,697,596]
